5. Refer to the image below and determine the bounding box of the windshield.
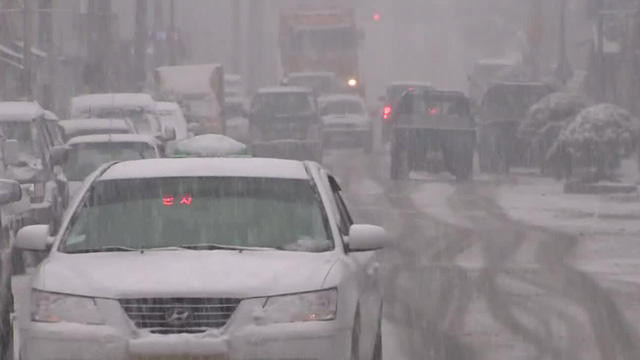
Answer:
[60,177,332,253]
[387,85,432,105]
[252,93,316,117]
[62,142,157,181]
[320,99,364,116]
[0,122,36,156]
[291,26,356,53]
[80,107,154,134]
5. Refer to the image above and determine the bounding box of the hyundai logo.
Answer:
[165,307,192,326]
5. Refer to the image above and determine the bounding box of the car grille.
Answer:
[120,298,241,334]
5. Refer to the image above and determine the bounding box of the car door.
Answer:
[324,172,382,357]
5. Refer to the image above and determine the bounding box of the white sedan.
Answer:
[12,157,388,360]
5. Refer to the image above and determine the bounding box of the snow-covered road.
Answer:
[324,148,640,360]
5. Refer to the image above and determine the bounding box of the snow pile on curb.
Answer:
[497,178,640,235]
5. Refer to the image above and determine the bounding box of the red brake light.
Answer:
[429,108,440,115]
[383,105,392,121]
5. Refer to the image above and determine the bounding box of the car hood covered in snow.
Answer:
[33,250,338,299]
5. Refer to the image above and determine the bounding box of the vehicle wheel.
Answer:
[350,309,361,360]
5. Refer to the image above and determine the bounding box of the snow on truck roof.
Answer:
[100,158,310,181]
[67,134,159,146]
[0,102,44,122]
[58,119,133,131]
[257,87,313,94]
[71,93,156,111]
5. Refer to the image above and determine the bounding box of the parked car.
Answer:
[0,179,24,359]
[319,94,373,152]
[58,119,137,142]
[60,134,163,197]
[0,102,68,232]
[249,87,323,162]
[12,157,388,360]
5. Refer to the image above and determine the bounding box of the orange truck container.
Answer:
[279,6,362,95]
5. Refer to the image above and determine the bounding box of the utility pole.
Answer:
[596,0,605,100]
[231,0,241,73]
[169,0,176,65]
[38,0,53,109]
[152,0,164,68]
[556,0,573,85]
[133,0,149,91]
[21,0,32,100]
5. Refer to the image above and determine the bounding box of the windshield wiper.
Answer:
[177,244,271,252]
[65,245,139,254]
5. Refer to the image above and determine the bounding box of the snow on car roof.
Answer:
[155,64,219,96]
[0,102,44,122]
[67,134,159,146]
[389,81,433,88]
[71,93,156,111]
[257,87,313,94]
[59,118,132,130]
[319,93,364,103]
[100,158,310,181]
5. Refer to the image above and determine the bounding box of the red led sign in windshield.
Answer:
[163,195,193,206]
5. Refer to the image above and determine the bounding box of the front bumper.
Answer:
[22,320,350,360]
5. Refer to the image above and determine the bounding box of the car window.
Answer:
[328,175,353,235]
[60,177,333,253]
[320,100,365,116]
[252,93,316,116]
[62,142,158,181]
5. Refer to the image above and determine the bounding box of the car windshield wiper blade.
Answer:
[65,245,139,254]
[177,244,271,251]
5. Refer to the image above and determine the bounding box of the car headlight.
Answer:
[262,289,337,324]
[32,290,104,325]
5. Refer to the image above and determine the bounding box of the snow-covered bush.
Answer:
[519,92,586,139]
[554,104,640,179]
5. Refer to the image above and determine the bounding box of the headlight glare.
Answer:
[263,289,337,324]
[32,290,104,325]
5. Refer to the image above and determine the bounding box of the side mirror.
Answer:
[4,139,21,166]
[347,224,389,252]
[16,224,50,251]
[163,127,177,142]
[50,146,69,166]
[0,179,22,205]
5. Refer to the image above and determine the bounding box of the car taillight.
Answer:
[382,105,392,122]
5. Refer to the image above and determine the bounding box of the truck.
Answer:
[389,89,476,181]
[279,5,362,95]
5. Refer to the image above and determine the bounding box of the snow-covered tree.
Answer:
[554,103,640,180]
